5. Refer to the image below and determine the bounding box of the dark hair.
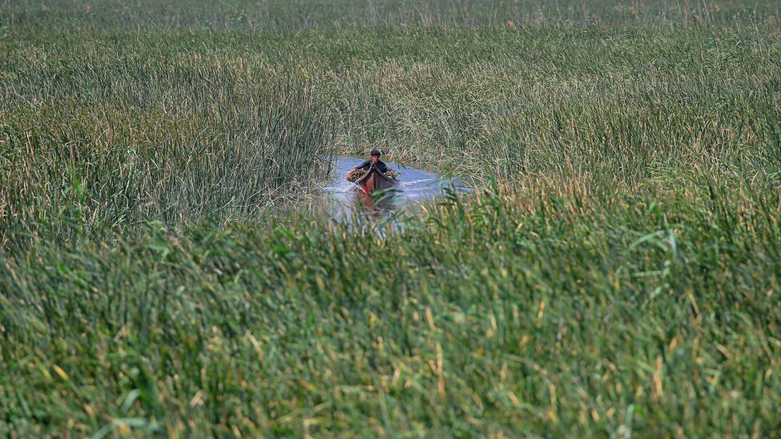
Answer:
[370,149,382,157]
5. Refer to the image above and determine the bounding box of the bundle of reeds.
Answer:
[346,169,367,182]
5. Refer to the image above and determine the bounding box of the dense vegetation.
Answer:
[1,0,780,437]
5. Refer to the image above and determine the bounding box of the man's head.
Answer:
[371,149,381,163]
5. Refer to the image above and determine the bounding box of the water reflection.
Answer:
[317,156,470,223]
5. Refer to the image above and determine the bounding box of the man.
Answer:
[349,149,389,177]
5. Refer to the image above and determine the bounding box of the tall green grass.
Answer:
[2,0,779,30]
[2,177,781,438]
[2,0,781,437]
[1,39,336,247]
[3,25,779,241]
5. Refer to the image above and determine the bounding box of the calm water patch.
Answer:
[317,156,471,222]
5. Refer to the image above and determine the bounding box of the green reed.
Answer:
[2,176,781,438]
[1,0,780,437]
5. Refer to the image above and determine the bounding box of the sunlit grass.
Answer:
[1,0,780,437]
[3,178,781,438]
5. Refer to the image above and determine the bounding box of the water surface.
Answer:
[318,156,470,222]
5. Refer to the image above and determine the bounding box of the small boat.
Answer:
[355,166,397,196]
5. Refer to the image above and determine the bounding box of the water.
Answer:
[318,156,471,222]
